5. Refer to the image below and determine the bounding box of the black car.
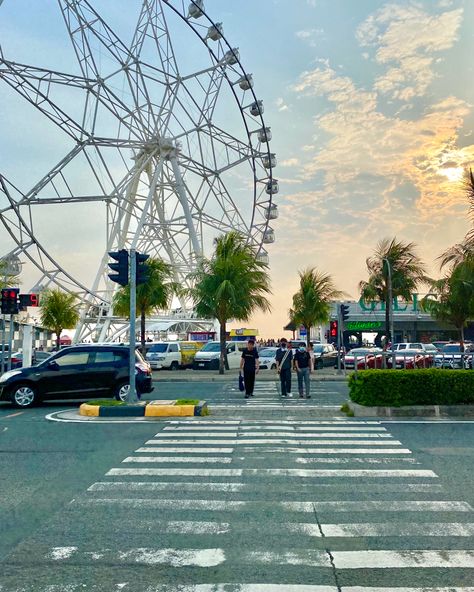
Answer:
[0,345,153,408]
[312,344,338,369]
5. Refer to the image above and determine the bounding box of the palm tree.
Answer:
[0,259,20,289]
[289,268,344,347]
[39,289,80,350]
[422,257,474,341]
[112,258,176,352]
[188,231,272,374]
[439,169,474,269]
[359,237,427,343]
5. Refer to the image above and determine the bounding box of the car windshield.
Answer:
[441,345,463,353]
[259,348,276,357]
[313,345,324,353]
[148,344,168,353]
[200,342,221,352]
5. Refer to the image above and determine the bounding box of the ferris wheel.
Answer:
[0,0,278,341]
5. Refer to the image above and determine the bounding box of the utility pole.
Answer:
[128,249,138,404]
[336,305,342,374]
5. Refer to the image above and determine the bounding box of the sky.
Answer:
[1,0,474,338]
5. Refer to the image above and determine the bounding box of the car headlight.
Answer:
[0,370,22,383]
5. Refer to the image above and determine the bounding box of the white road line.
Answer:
[295,427,387,432]
[106,468,437,478]
[295,457,419,465]
[122,547,226,567]
[122,456,232,464]
[135,447,234,454]
[107,468,244,476]
[88,481,443,493]
[163,427,238,431]
[80,498,246,510]
[296,448,411,454]
[140,586,337,591]
[283,501,472,512]
[145,439,404,446]
[319,523,474,537]
[344,588,474,592]
[151,432,394,438]
[332,549,474,569]
[247,549,330,566]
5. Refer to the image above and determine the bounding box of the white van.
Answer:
[193,341,245,370]
[145,342,181,370]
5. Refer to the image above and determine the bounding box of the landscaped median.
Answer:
[79,399,209,418]
[346,369,474,417]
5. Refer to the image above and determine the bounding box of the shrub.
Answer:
[86,399,125,407]
[349,369,474,407]
[176,399,200,406]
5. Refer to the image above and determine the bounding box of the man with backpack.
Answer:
[276,338,293,397]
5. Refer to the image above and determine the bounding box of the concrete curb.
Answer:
[348,400,474,418]
[79,400,208,418]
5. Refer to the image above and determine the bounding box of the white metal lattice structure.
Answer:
[0,0,278,341]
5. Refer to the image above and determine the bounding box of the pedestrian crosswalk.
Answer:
[2,418,474,590]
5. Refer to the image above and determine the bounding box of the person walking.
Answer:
[276,338,293,397]
[294,344,313,399]
[240,339,259,399]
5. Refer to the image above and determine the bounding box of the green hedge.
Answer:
[349,369,474,407]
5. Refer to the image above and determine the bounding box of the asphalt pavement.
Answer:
[1,380,474,590]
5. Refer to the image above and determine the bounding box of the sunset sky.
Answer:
[1,0,474,338]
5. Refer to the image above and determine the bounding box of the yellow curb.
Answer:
[145,404,195,417]
[79,403,100,417]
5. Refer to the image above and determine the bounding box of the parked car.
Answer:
[0,344,153,408]
[394,343,437,354]
[313,343,338,369]
[1,350,53,372]
[342,348,384,370]
[434,344,473,369]
[388,349,434,369]
[145,341,202,370]
[431,341,450,351]
[258,347,278,370]
[193,341,245,370]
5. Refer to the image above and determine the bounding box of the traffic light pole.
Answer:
[128,249,138,404]
[7,314,14,371]
[337,306,342,375]
[1,314,5,372]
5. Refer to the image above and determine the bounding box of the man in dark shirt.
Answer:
[275,338,293,397]
[240,339,259,399]
[294,345,313,399]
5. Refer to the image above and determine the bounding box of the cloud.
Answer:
[280,158,300,168]
[356,4,463,101]
[275,97,289,112]
[295,28,324,47]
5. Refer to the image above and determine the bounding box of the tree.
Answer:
[39,289,80,350]
[289,268,344,346]
[423,257,474,341]
[439,169,474,269]
[188,231,272,374]
[359,237,427,343]
[112,258,176,352]
[0,259,20,289]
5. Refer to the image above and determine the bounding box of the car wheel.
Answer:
[170,361,179,371]
[10,383,38,408]
[271,363,277,370]
[114,381,130,402]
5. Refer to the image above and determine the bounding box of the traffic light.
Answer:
[108,250,129,286]
[19,293,40,311]
[340,303,350,322]
[1,288,19,315]
[136,252,150,285]
[330,320,338,339]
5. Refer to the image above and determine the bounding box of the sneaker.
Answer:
[281,393,288,397]
[287,392,293,398]
[250,393,255,397]
[306,395,312,399]
[299,394,304,398]
[245,394,250,399]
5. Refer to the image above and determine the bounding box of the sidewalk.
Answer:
[152,369,348,382]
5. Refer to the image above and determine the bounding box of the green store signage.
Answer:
[358,293,424,312]
[346,321,383,331]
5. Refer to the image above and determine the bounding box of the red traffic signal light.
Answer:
[330,320,338,338]
[1,288,20,315]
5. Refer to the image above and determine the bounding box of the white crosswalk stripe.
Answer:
[17,416,474,591]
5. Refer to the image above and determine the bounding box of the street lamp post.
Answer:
[383,258,396,369]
